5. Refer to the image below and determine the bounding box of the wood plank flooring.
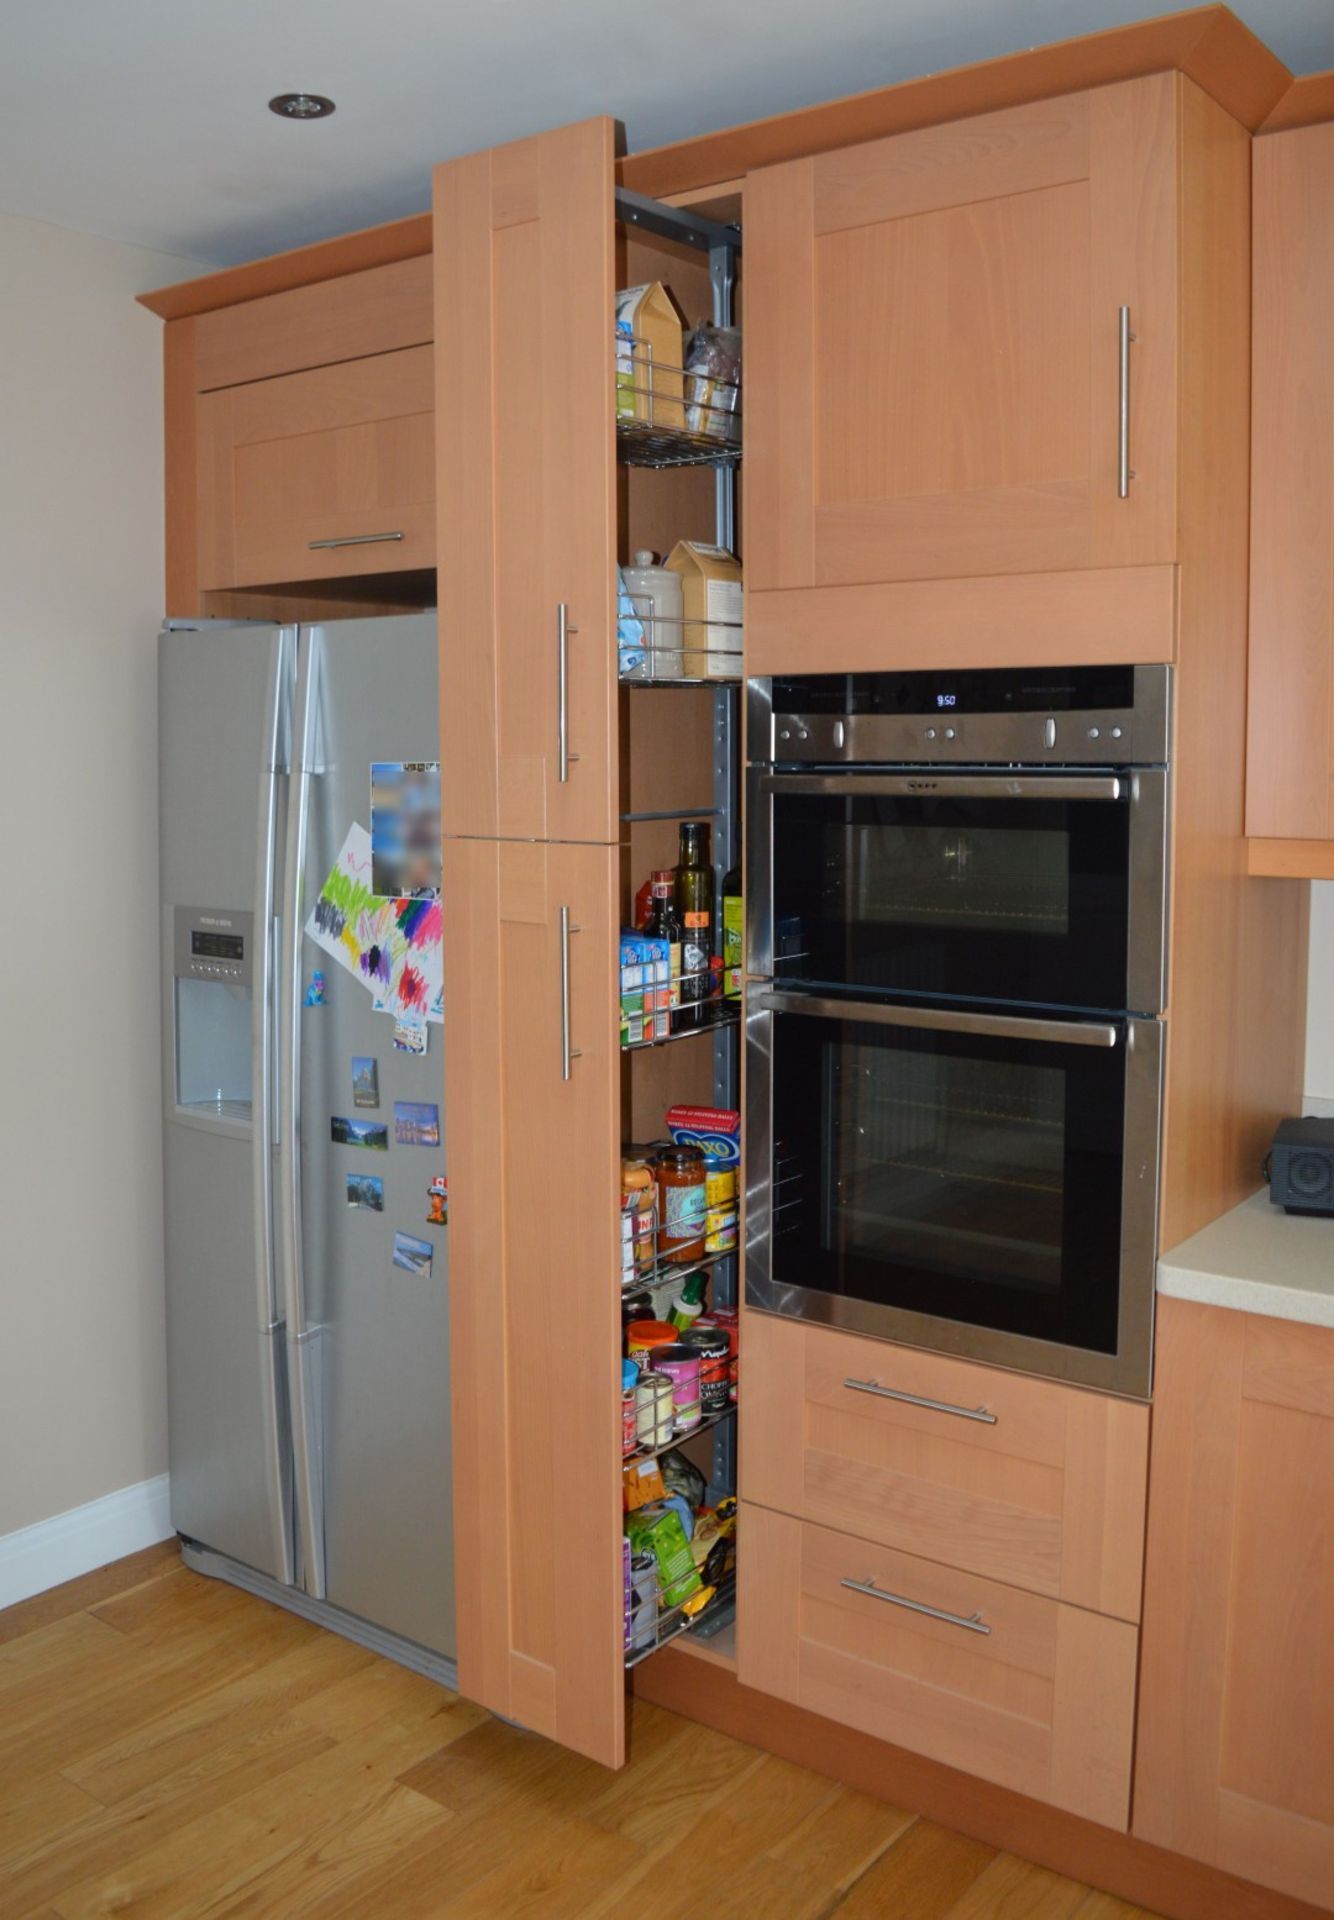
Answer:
[0,1547,1164,1920]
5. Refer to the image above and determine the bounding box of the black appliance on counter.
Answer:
[745,663,1171,1400]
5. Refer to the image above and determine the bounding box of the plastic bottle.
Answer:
[669,1269,709,1333]
[622,550,684,680]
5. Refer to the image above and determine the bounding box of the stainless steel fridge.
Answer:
[158,614,455,1680]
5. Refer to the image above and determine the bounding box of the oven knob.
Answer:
[832,720,846,751]
[798,729,810,742]
[1043,717,1057,750]
[779,728,791,742]
[1110,726,1123,739]
[925,727,937,740]
[1088,726,1101,740]
[944,727,956,741]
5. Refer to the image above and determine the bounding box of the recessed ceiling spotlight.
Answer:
[269,92,336,119]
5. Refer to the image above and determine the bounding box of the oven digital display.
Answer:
[191,930,244,961]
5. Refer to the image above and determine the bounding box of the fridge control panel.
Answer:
[173,906,254,987]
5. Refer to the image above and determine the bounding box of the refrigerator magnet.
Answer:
[393,1101,439,1147]
[304,970,327,1006]
[331,1116,389,1151]
[427,1176,447,1226]
[393,1020,427,1055]
[352,1056,379,1109]
[347,1174,384,1213]
[392,1231,433,1279]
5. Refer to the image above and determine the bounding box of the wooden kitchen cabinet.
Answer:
[197,345,435,590]
[441,834,626,1766]
[740,1502,1139,1830]
[745,75,1184,672]
[1245,120,1334,878]
[434,118,620,845]
[742,1312,1150,1622]
[1134,1297,1334,1908]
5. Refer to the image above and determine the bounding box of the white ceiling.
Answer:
[2,0,1331,272]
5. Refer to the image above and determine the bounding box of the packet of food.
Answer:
[625,1503,701,1610]
[684,324,741,441]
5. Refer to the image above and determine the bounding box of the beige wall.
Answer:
[0,212,207,1535]
[1306,883,1334,1112]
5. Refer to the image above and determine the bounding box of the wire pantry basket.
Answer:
[624,1537,737,1667]
[615,331,741,468]
[617,608,742,685]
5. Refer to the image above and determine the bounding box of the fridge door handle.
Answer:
[252,626,295,1586]
[277,626,327,1600]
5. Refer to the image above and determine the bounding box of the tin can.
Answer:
[681,1325,730,1415]
[635,1370,674,1450]
[630,1550,658,1651]
[707,1307,739,1402]
[626,1319,676,1364]
[649,1343,702,1434]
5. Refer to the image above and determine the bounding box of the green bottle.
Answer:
[721,862,742,1000]
[669,1270,709,1333]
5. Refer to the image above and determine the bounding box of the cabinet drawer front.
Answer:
[199,346,435,588]
[739,1502,1137,1829]
[741,1312,1148,1619]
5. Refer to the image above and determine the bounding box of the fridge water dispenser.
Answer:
[172,906,254,1121]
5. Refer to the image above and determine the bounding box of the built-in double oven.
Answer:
[746,665,1170,1398]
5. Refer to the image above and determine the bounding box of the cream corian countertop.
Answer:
[1156,1187,1334,1328]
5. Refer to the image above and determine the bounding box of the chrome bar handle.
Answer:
[844,1377,998,1425]
[840,1577,991,1636]
[1117,306,1136,498]
[307,531,404,551]
[251,627,295,1586]
[556,603,580,782]
[758,990,1119,1050]
[559,905,583,1080]
[277,626,326,1600]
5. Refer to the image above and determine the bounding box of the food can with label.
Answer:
[681,1325,730,1415]
[635,1370,674,1450]
[649,1343,702,1434]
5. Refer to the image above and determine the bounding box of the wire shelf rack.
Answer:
[617,610,742,687]
[615,331,741,469]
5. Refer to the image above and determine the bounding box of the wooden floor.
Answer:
[0,1545,1165,1920]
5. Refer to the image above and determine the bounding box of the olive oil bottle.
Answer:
[674,821,714,1029]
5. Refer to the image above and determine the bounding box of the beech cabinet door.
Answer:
[435,120,619,844]
[198,347,435,589]
[1134,1300,1334,1909]
[746,76,1178,600]
[443,836,626,1767]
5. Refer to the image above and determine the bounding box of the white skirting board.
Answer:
[0,1475,174,1612]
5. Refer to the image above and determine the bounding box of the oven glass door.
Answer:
[760,773,1161,1014]
[750,995,1160,1392]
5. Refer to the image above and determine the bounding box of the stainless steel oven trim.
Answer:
[745,994,1163,1400]
[747,765,1168,1016]
[761,773,1126,801]
[748,663,1171,768]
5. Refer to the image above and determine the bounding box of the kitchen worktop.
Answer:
[1156,1187,1334,1328]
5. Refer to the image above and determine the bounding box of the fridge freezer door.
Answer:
[282,614,455,1657]
[159,623,295,1583]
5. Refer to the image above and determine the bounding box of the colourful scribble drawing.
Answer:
[306,825,442,1023]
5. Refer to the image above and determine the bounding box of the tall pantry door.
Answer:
[434,119,619,845]
[443,836,625,1766]
[745,76,1179,609]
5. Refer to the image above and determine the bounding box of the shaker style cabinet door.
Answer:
[197,347,436,590]
[434,119,619,844]
[443,836,626,1767]
[745,76,1178,620]
[1134,1299,1334,1908]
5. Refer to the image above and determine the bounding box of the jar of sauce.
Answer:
[656,1145,706,1264]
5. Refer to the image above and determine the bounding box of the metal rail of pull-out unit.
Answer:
[616,187,742,1515]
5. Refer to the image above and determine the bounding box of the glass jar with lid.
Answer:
[656,1144,707,1264]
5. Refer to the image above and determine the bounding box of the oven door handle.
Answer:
[760,773,1125,801]
[754,991,1120,1049]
